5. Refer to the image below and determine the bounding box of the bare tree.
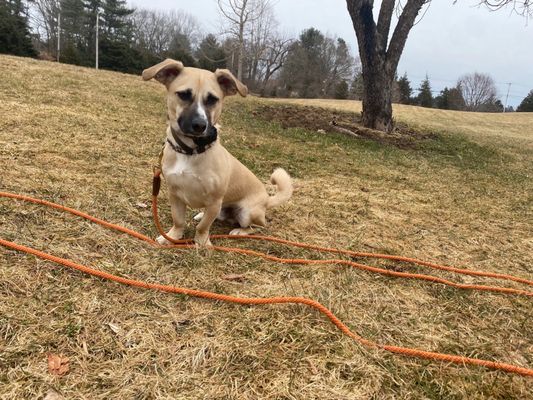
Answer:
[28,0,60,56]
[346,0,429,132]
[457,72,498,111]
[244,3,276,85]
[131,9,201,61]
[217,0,271,81]
[477,0,533,16]
[346,0,532,133]
[279,28,358,99]
[258,34,292,95]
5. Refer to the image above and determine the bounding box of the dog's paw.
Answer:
[156,235,171,245]
[156,228,184,245]
[193,212,204,221]
[229,228,253,236]
[194,234,212,247]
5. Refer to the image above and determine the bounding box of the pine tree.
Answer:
[435,87,450,109]
[435,86,465,110]
[517,90,533,112]
[167,32,196,67]
[0,0,37,57]
[417,75,433,108]
[196,34,226,71]
[349,72,364,100]
[335,80,349,99]
[59,0,86,64]
[396,73,412,104]
[82,0,102,64]
[448,86,465,110]
[98,0,142,73]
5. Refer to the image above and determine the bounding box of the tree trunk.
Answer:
[346,0,427,133]
[362,66,394,132]
[237,18,244,81]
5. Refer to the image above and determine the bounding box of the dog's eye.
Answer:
[177,90,192,102]
[205,94,219,107]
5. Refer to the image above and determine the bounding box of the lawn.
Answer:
[1,55,532,399]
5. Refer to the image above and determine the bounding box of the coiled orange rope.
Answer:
[1,183,532,377]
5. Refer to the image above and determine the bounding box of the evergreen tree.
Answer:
[435,87,451,109]
[447,86,465,110]
[335,80,349,99]
[396,73,412,104]
[280,28,356,99]
[59,0,86,64]
[167,32,196,67]
[517,90,533,112]
[82,0,102,65]
[97,0,143,73]
[435,86,465,110]
[326,38,353,97]
[416,75,433,108]
[101,0,133,40]
[349,72,364,100]
[196,34,226,71]
[0,0,37,57]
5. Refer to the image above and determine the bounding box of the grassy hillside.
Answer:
[1,55,532,399]
[269,98,533,143]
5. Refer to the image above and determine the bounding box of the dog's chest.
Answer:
[163,155,218,208]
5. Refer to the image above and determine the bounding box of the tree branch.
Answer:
[346,0,378,71]
[386,0,428,73]
[376,0,395,51]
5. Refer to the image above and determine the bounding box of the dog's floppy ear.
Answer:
[142,59,184,86]
[215,69,248,97]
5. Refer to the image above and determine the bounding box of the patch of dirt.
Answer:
[254,104,436,149]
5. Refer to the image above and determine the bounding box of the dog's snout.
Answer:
[191,117,207,134]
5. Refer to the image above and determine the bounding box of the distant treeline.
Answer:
[1,0,532,111]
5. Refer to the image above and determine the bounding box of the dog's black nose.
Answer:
[191,118,207,134]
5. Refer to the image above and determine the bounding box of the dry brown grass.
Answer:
[1,55,532,399]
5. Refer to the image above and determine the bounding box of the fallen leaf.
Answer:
[107,323,122,335]
[175,319,191,327]
[44,389,64,400]
[47,354,69,376]
[307,359,319,375]
[222,274,247,282]
[135,202,148,209]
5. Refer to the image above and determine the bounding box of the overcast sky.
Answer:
[131,0,532,107]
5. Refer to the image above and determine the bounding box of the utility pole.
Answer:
[504,82,512,112]
[95,10,99,70]
[57,10,61,62]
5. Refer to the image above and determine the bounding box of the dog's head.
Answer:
[142,59,247,138]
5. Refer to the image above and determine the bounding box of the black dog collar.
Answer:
[168,126,218,155]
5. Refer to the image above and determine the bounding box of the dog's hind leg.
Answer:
[229,206,266,236]
[193,207,233,222]
[193,212,204,221]
[230,227,255,235]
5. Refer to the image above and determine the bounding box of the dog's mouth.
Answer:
[170,123,218,145]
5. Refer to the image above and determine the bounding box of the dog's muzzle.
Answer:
[178,116,208,136]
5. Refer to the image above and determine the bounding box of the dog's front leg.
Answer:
[194,199,222,247]
[156,192,186,245]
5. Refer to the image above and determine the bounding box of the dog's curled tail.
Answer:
[267,168,293,209]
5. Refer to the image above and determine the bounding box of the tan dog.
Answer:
[142,59,293,246]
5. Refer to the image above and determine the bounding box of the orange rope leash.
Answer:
[0,189,532,377]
